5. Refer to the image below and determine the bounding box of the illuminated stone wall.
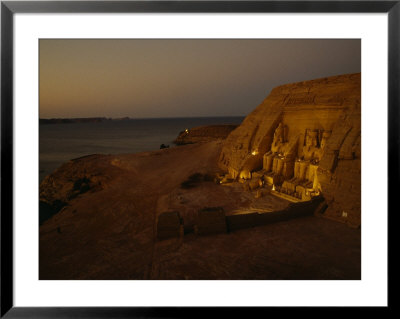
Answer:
[218,73,361,226]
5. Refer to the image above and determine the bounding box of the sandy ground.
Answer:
[39,141,360,280]
[151,216,360,280]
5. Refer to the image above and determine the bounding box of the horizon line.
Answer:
[39,115,246,120]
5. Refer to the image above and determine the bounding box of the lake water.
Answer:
[39,117,244,182]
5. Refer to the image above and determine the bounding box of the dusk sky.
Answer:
[39,39,360,119]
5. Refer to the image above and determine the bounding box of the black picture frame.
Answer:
[1,0,396,317]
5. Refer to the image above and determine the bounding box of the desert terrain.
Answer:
[39,140,360,280]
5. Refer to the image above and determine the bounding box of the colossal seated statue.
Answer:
[263,122,289,172]
[301,130,319,161]
[270,129,331,201]
[293,159,309,181]
[281,130,319,200]
[269,122,286,154]
[263,125,330,202]
[314,131,331,162]
[292,129,320,180]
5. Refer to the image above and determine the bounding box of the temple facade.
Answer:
[261,123,331,202]
[218,73,361,226]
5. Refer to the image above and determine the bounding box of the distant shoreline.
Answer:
[39,117,125,124]
[39,116,245,125]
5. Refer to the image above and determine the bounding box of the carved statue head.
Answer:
[320,131,331,149]
[305,130,318,147]
[274,122,284,143]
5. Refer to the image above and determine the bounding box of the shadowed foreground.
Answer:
[39,141,360,280]
[151,216,360,280]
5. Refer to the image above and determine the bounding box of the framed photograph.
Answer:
[1,0,396,316]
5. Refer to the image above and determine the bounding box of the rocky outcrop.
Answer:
[219,73,361,227]
[39,154,122,223]
[174,124,239,145]
[317,104,361,227]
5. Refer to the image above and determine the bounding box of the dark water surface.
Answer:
[39,117,244,182]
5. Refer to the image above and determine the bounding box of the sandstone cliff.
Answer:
[173,124,239,145]
[219,73,361,227]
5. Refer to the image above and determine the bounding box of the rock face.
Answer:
[39,154,123,224]
[174,124,239,145]
[39,154,119,206]
[219,73,361,227]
